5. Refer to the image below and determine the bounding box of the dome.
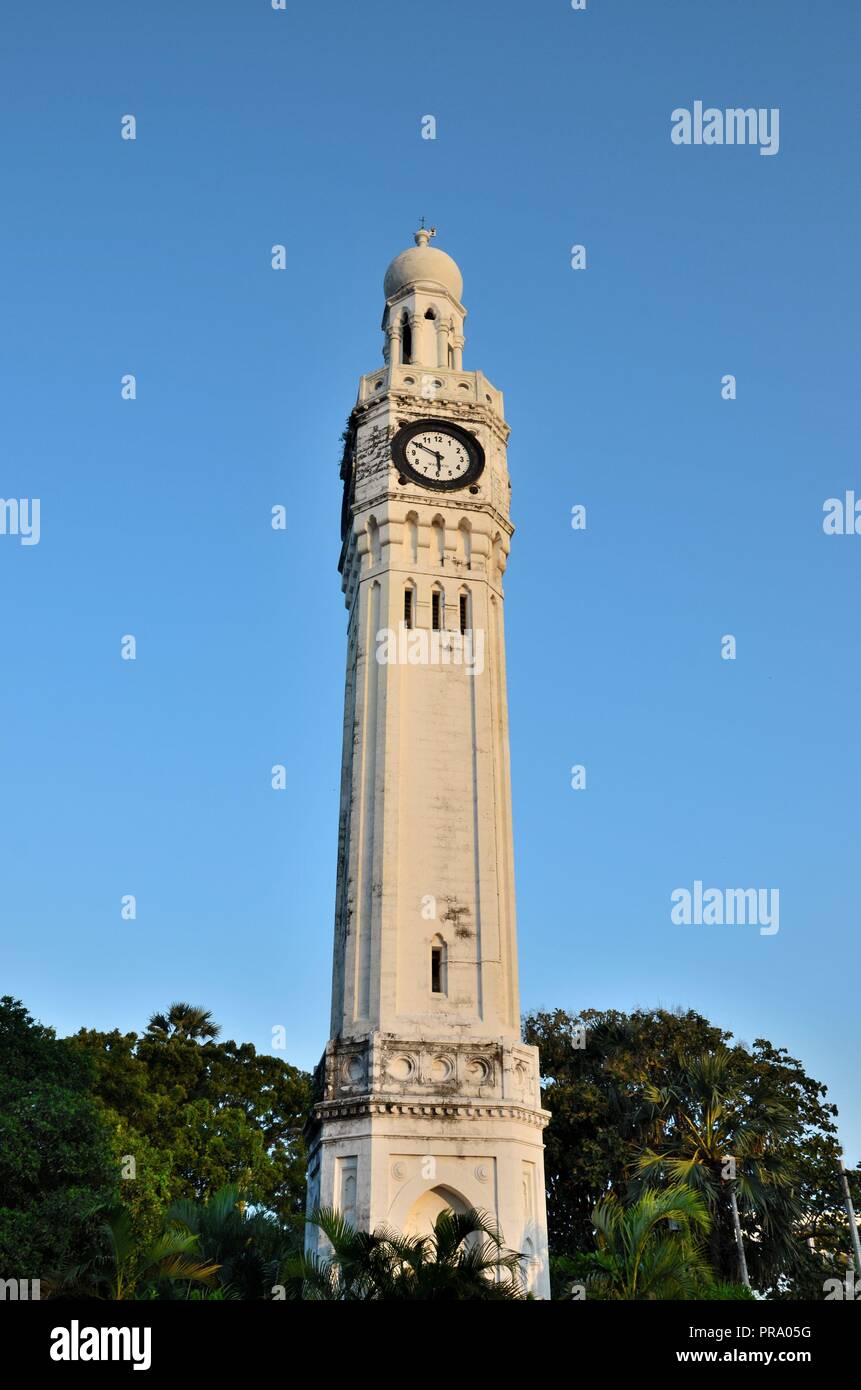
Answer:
[383,227,463,302]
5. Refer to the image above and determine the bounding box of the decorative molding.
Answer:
[313,1095,550,1130]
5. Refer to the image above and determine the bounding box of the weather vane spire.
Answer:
[415,218,437,248]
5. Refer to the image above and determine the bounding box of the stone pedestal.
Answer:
[305,1032,551,1297]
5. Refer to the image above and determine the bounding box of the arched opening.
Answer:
[404,511,418,564]
[401,314,412,365]
[491,532,503,578]
[403,581,416,630]
[431,586,443,632]
[459,589,471,636]
[402,1185,469,1239]
[431,515,445,566]
[457,518,472,569]
[342,1172,357,1225]
[430,932,447,993]
[367,516,380,567]
[424,306,437,320]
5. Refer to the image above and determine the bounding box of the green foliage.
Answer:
[145,1003,221,1043]
[524,1006,855,1297]
[69,1008,313,1237]
[699,1281,757,1300]
[523,1007,726,1254]
[165,1184,301,1300]
[287,1206,526,1300]
[633,1045,797,1282]
[49,1201,221,1300]
[558,1186,712,1301]
[5,991,855,1303]
[0,997,115,1280]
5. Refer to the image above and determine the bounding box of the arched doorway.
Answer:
[402,1184,470,1239]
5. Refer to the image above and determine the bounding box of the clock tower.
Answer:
[305,227,550,1296]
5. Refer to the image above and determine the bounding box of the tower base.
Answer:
[304,1032,551,1298]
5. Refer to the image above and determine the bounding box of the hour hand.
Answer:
[414,441,442,462]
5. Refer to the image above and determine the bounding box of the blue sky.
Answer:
[2,1,859,1161]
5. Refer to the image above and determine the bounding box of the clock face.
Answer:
[391,419,484,491]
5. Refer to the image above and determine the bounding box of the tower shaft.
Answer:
[305,231,550,1296]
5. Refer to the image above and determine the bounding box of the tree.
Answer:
[634,1046,797,1282]
[740,1039,859,1298]
[50,1203,221,1300]
[560,1186,712,1301]
[523,1007,726,1254]
[0,997,115,1281]
[144,1003,221,1043]
[523,1006,855,1295]
[165,1185,299,1300]
[69,1010,313,1235]
[288,1207,526,1300]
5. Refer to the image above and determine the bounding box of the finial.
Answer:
[415,220,437,248]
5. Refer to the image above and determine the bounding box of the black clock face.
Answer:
[391,419,484,491]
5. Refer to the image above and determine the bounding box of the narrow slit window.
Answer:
[401,319,412,365]
[404,588,413,629]
[431,591,441,631]
[459,594,469,635]
[431,947,443,994]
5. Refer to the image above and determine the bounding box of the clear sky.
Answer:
[2,1,859,1161]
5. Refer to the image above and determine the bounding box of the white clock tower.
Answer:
[305,227,550,1296]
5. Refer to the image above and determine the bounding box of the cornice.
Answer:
[350,488,514,536]
[313,1095,551,1130]
[352,394,511,449]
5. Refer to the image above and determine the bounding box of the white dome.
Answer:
[384,229,463,302]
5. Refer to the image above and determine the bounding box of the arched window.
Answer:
[367,516,380,566]
[424,306,436,320]
[401,314,412,365]
[457,518,472,569]
[403,582,415,630]
[404,512,418,564]
[431,515,445,565]
[491,532,503,578]
[430,934,447,994]
[431,586,443,632]
[459,589,471,635]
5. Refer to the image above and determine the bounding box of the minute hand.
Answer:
[414,441,443,462]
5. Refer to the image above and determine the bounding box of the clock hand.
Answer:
[414,441,443,463]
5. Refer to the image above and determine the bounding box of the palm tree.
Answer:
[565,1186,712,1300]
[166,1185,299,1299]
[49,1204,221,1300]
[287,1206,526,1300]
[145,1003,221,1043]
[633,1047,797,1282]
